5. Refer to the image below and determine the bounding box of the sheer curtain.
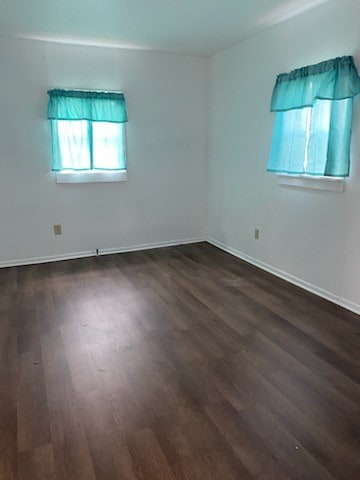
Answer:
[267,56,360,177]
[47,90,128,171]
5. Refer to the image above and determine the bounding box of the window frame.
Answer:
[52,119,128,184]
[267,57,359,182]
[48,88,128,183]
[56,169,127,184]
[276,173,344,192]
[273,102,345,191]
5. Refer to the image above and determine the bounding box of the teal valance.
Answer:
[271,56,360,112]
[47,89,128,123]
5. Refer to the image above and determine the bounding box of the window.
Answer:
[267,56,360,178]
[47,89,128,181]
[55,120,126,171]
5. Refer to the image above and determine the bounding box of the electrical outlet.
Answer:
[254,228,260,240]
[53,224,62,235]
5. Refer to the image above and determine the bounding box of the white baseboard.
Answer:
[0,251,95,268]
[0,237,206,269]
[207,236,360,316]
[4,234,358,316]
[100,237,206,255]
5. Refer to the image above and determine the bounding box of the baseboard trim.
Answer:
[0,251,96,268]
[206,236,360,316]
[100,237,206,256]
[0,237,206,269]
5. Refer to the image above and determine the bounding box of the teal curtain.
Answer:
[267,56,360,177]
[48,90,128,123]
[48,90,128,171]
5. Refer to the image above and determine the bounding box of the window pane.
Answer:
[267,98,351,177]
[306,100,331,175]
[309,98,352,177]
[57,120,91,170]
[267,108,309,174]
[325,98,352,177]
[92,122,126,170]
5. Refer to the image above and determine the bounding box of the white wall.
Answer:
[207,0,360,312]
[2,2,360,313]
[0,37,208,264]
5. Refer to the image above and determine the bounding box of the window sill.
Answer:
[277,174,344,192]
[56,170,127,184]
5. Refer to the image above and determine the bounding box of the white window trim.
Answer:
[56,170,127,184]
[277,174,344,192]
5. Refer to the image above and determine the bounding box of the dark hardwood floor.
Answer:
[1,242,360,479]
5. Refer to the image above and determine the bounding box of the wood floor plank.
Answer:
[267,368,360,458]
[17,351,51,453]
[152,404,254,480]
[239,403,335,480]
[50,405,97,480]
[127,428,177,480]
[18,443,57,480]
[205,399,293,480]
[0,242,359,479]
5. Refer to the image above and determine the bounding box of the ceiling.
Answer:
[0,0,331,56]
